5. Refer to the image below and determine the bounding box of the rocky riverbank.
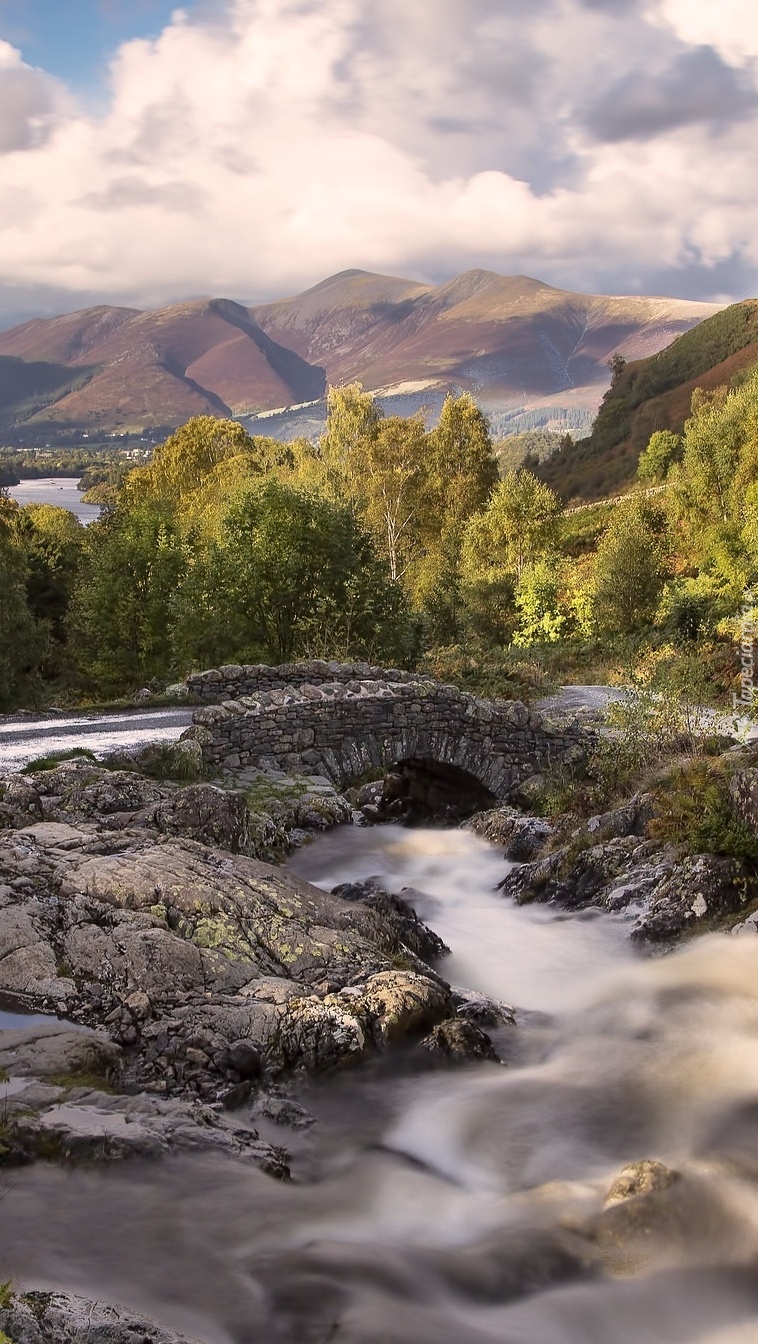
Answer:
[470,742,758,942]
[0,753,511,1190]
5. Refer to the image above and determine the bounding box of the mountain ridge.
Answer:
[0,270,723,438]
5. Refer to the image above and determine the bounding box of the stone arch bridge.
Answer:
[180,661,586,806]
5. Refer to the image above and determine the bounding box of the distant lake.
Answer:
[7,476,102,525]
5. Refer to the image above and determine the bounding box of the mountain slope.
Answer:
[251,269,720,405]
[0,355,98,432]
[0,271,722,437]
[0,299,326,433]
[538,300,758,503]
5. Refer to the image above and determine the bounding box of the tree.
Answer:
[591,500,667,635]
[668,371,758,588]
[608,352,627,385]
[125,417,268,513]
[172,480,412,667]
[13,504,85,670]
[464,470,562,580]
[69,503,188,692]
[512,559,566,646]
[0,499,49,708]
[355,415,428,581]
[457,470,562,644]
[317,382,382,504]
[637,429,681,485]
[426,393,498,530]
[414,393,499,637]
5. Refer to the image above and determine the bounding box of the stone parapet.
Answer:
[185,660,416,702]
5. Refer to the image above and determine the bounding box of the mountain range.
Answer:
[0,269,722,439]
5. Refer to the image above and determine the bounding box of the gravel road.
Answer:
[0,706,194,773]
[538,684,758,740]
[536,685,627,716]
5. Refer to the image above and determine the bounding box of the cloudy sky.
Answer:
[0,0,757,325]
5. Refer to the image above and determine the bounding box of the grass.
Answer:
[245,776,308,813]
[21,747,97,774]
[418,642,558,703]
[648,758,758,860]
[137,741,204,783]
[47,1070,118,1096]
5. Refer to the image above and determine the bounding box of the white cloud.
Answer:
[649,0,758,67]
[0,0,757,318]
[0,40,69,153]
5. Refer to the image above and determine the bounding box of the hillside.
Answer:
[0,300,326,435]
[0,270,721,438]
[538,300,758,503]
[0,355,98,431]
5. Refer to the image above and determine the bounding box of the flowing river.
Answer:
[3,826,758,1342]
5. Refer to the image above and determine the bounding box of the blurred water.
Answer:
[3,826,758,1343]
[289,824,634,1013]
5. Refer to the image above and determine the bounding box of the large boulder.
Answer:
[0,775,44,829]
[144,783,252,852]
[331,879,450,962]
[631,854,757,942]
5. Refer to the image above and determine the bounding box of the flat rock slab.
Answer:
[0,1291,207,1344]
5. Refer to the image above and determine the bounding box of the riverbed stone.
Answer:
[343,969,453,1046]
[143,783,252,852]
[0,811,462,1102]
[0,1292,208,1344]
[418,1017,500,1065]
[468,806,553,860]
[0,1022,121,1082]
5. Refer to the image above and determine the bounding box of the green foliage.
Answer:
[568,661,713,812]
[513,559,566,647]
[125,416,259,507]
[173,479,413,667]
[668,370,758,593]
[538,304,758,502]
[590,499,668,635]
[464,469,562,581]
[0,500,49,709]
[354,413,428,581]
[417,640,554,701]
[134,740,204,783]
[12,504,86,676]
[494,428,565,474]
[637,429,681,484]
[68,502,188,694]
[649,760,758,859]
[557,502,616,557]
[47,1070,118,1095]
[313,386,499,641]
[656,574,732,644]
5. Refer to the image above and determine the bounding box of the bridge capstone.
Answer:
[181,663,587,802]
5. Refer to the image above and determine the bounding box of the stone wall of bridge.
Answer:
[181,670,587,802]
[186,661,416,702]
